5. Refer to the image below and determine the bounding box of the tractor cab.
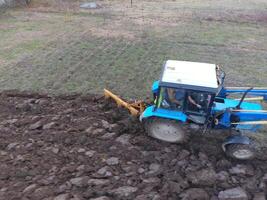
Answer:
[140,60,221,143]
[152,60,220,124]
[157,87,214,124]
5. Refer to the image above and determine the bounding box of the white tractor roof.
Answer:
[161,60,218,89]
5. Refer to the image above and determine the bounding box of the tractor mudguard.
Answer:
[222,135,250,152]
[140,105,187,122]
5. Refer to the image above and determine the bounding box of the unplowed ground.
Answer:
[0,92,267,200]
[0,0,267,98]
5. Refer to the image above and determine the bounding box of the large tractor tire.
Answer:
[145,117,188,143]
[225,144,255,160]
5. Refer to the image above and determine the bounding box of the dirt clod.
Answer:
[180,188,209,200]
[187,168,217,186]
[218,187,248,200]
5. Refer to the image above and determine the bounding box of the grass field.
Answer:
[0,0,267,98]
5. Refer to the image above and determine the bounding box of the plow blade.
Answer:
[103,89,146,117]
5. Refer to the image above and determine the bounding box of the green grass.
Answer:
[1,40,43,60]
[0,0,266,98]
[1,33,266,98]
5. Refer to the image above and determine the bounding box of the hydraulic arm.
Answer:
[218,87,267,100]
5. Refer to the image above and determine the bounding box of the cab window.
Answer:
[186,91,212,115]
[157,87,185,111]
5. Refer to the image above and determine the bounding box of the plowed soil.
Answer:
[0,91,267,200]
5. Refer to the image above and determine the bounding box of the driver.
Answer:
[162,88,184,109]
[167,88,182,105]
[188,94,202,109]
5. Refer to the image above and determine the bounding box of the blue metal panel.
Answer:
[218,87,267,101]
[140,106,187,122]
[212,98,265,131]
[235,111,267,120]
[217,87,227,98]
[219,110,232,128]
[152,81,159,94]
[213,98,262,112]
[225,88,267,94]
[233,111,266,131]
[236,124,261,131]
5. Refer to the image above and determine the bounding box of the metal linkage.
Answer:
[104,89,146,117]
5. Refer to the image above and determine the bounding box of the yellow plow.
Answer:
[104,89,146,117]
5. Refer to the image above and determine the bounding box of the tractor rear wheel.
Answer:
[225,144,255,160]
[145,118,188,143]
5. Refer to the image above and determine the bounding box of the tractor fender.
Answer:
[140,105,187,123]
[222,135,250,152]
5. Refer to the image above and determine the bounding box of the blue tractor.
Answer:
[140,60,267,160]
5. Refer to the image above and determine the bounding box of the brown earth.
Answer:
[0,91,267,200]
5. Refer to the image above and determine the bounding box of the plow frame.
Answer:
[104,89,146,117]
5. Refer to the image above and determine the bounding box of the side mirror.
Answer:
[218,71,226,85]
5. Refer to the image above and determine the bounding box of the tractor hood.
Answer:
[159,60,219,93]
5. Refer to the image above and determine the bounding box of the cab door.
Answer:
[185,90,214,124]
